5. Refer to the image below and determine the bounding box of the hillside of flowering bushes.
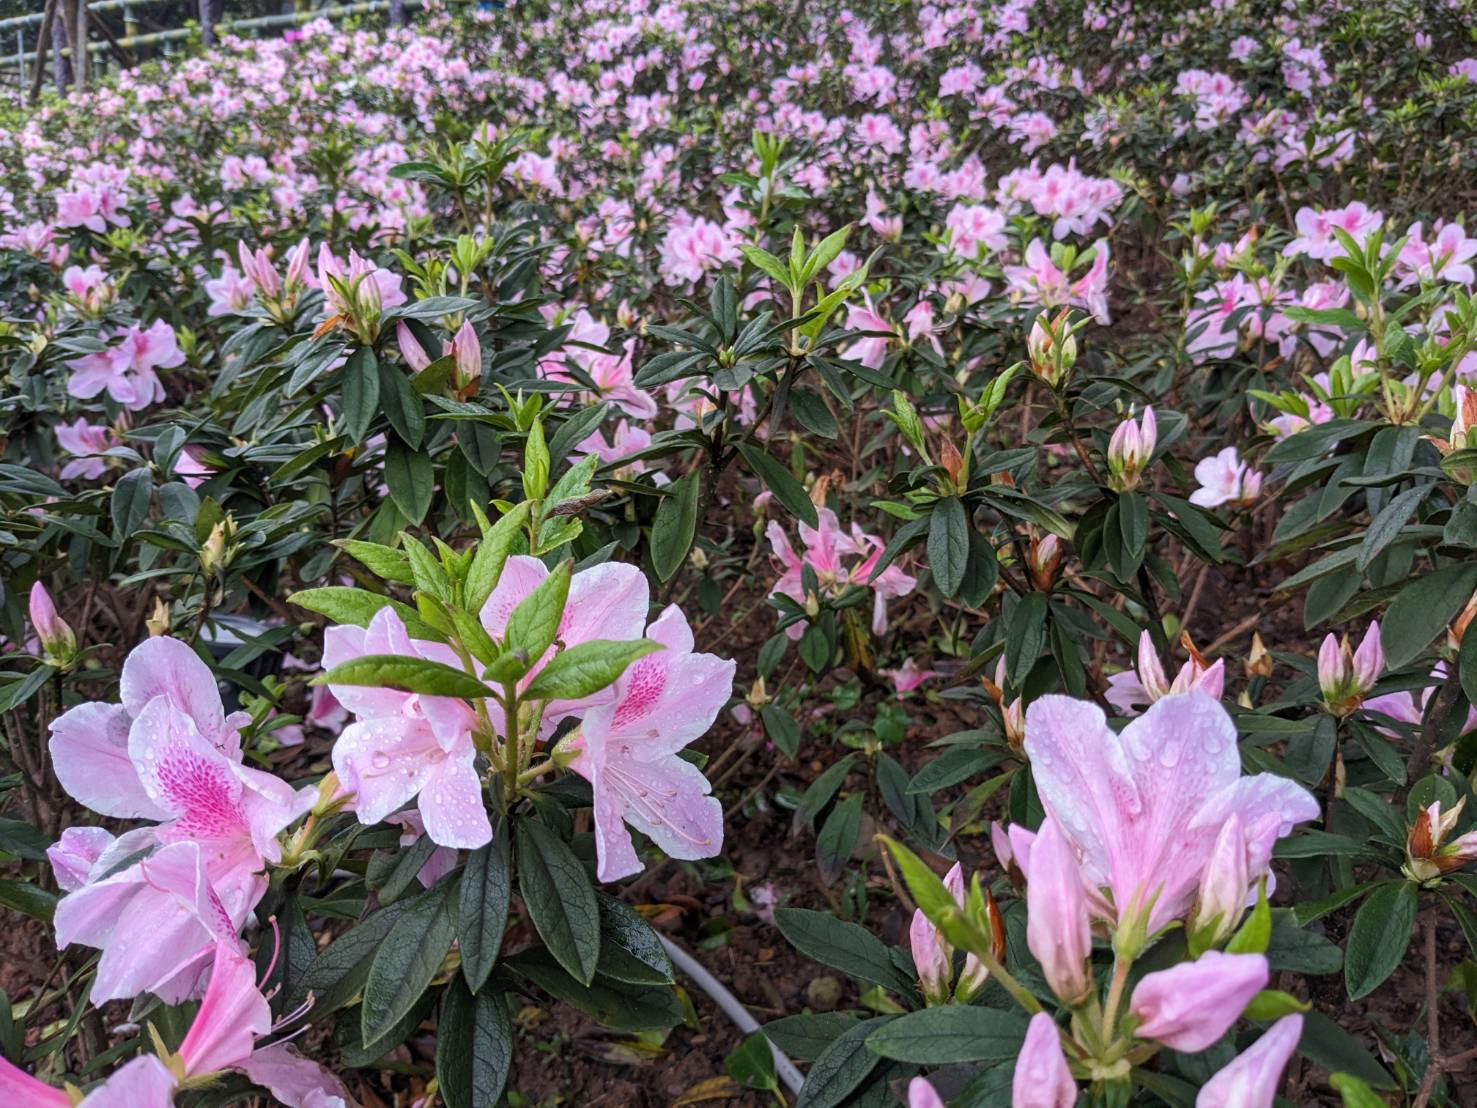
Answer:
[2,0,1477,1104]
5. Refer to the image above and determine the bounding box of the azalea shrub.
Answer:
[3,0,1477,1105]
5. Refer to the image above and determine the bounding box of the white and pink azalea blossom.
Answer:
[1104,630,1224,716]
[1188,446,1262,508]
[566,604,734,882]
[766,508,917,638]
[1012,1011,1077,1108]
[1316,621,1383,714]
[326,607,487,849]
[1023,693,1319,938]
[48,636,313,967]
[1128,950,1270,1051]
[1196,1014,1303,1107]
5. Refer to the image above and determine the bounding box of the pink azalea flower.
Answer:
[1196,1014,1303,1107]
[907,1077,946,1108]
[566,604,734,881]
[1189,447,1262,508]
[316,244,407,317]
[1023,693,1319,936]
[841,295,896,368]
[66,320,184,411]
[1104,630,1224,716]
[55,417,118,481]
[1284,203,1383,263]
[879,657,942,696]
[1026,817,1093,1004]
[326,607,487,849]
[766,508,917,637]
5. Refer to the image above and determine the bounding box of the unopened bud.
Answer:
[1245,632,1273,679]
[1027,310,1077,388]
[29,582,77,665]
[1027,533,1062,591]
[452,320,482,394]
[146,597,171,637]
[1107,406,1156,492]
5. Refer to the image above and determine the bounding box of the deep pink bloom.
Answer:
[766,508,916,637]
[1129,951,1269,1051]
[177,941,272,1076]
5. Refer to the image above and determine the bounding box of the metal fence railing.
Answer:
[6,1,432,100]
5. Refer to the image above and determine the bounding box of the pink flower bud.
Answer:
[1196,1014,1303,1108]
[907,1077,946,1108]
[1190,815,1249,951]
[397,322,432,372]
[29,581,76,663]
[1011,1012,1077,1108]
[1128,951,1268,1051]
[1315,632,1346,702]
[1137,630,1170,700]
[1026,817,1093,1005]
[285,237,311,289]
[909,907,952,1004]
[453,320,482,391]
[1351,621,1383,691]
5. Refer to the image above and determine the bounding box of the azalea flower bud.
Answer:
[1026,817,1093,1006]
[1189,815,1249,953]
[1012,1012,1077,1108]
[981,658,1024,753]
[991,819,1036,888]
[1245,632,1273,679]
[1447,592,1477,653]
[1107,406,1156,492]
[452,320,482,394]
[1197,1014,1303,1108]
[199,517,234,577]
[146,597,171,637]
[356,271,383,322]
[1027,309,1076,388]
[907,1077,946,1108]
[1404,797,1477,883]
[1027,533,1062,591]
[909,907,952,1005]
[284,237,311,293]
[29,582,77,665]
[1128,951,1269,1051]
[397,321,432,372]
[1317,622,1381,716]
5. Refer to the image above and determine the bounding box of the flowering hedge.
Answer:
[2,0,1477,1105]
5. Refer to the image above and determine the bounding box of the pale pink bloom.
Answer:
[1364,663,1477,736]
[575,419,653,472]
[177,941,272,1076]
[46,825,116,892]
[176,445,217,488]
[657,215,741,285]
[1026,818,1093,1004]
[840,295,896,368]
[50,636,312,939]
[29,581,74,659]
[67,320,184,411]
[566,604,732,881]
[766,508,917,637]
[1024,693,1319,934]
[326,607,487,849]
[53,839,242,1002]
[1012,1012,1077,1108]
[1284,203,1383,263]
[1189,447,1262,508]
[205,264,255,317]
[63,263,112,312]
[1105,630,1224,716]
[1129,951,1270,1051]
[880,657,942,695]
[945,202,1008,258]
[1004,238,1111,324]
[1197,1014,1302,1107]
[1399,221,1477,285]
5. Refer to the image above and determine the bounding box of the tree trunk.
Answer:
[389,0,407,28]
[68,0,88,90]
[51,0,72,92]
[199,0,225,47]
